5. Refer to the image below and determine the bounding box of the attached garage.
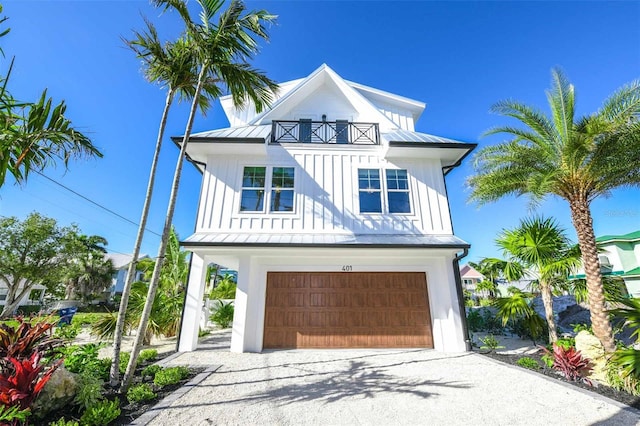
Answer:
[263,272,433,349]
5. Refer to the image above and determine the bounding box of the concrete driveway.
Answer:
[144,331,639,425]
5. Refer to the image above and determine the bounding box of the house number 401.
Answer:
[341,265,353,272]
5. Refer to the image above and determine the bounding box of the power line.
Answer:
[33,171,163,238]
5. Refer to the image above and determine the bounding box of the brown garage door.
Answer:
[263,272,433,349]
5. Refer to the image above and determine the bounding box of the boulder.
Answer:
[574,331,608,384]
[32,366,79,418]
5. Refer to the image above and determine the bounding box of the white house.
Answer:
[177,65,476,353]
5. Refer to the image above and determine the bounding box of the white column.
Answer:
[178,252,207,352]
[230,256,251,353]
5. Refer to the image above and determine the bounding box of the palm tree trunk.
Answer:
[539,281,558,343]
[121,67,206,392]
[110,90,175,387]
[569,197,616,353]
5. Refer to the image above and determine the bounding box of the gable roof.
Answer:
[459,264,484,279]
[247,64,401,131]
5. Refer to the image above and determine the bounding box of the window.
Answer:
[240,166,296,213]
[270,167,295,212]
[240,167,266,212]
[358,168,411,214]
[386,169,410,213]
[358,169,382,213]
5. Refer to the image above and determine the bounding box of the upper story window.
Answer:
[357,168,411,214]
[386,169,410,213]
[240,166,295,213]
[240,166,266,212]
[358,169,382,213]
[270,167,295,212]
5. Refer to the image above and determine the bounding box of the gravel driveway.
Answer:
[145,331,639,425]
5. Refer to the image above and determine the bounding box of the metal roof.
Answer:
[382,129,470,145]
[189,124,271,140]
[182,232,469,248]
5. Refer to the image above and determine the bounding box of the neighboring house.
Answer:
[583,231,640,298]
[177,64,476,353]
[106,253,149,297]
[459,264,484,291]
[0,280,47,308]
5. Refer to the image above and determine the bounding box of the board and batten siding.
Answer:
[196,146,452,235]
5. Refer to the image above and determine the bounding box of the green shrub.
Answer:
[466,309,484,332]
[127,383,156,404]
[74,373,104,410]
[90,312,118,341]
[72,313,108,327]
[54,322,81,340]
[479,334,504,352]
[63,344,110,380]
[49,419,80,426]
[0,405,31,423]
[16,305,43,315]
[481,309,504,334]
[141,364,163,378]
[479,298,493,307]
[516,357,540,370]
[139,349,158,363]
[211,301,234,328]
[154,366,190,387]
[209,276,237,299]
[80,399,120,426]
[119,352,133,374]
[605,360,640,396]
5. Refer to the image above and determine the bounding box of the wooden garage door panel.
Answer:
[263,272,433,349]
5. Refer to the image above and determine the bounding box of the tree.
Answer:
[63,235,114,303]
[468,68,640,352]
[495,216,581,343]
[0,6,101,188]
[0,213,77,317]
[119,0,278,391]
[110,19,220,387]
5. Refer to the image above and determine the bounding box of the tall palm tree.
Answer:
[468,69,640,352]
[120,0,278,391]
[110,19,221,387]
[496,216,581,342]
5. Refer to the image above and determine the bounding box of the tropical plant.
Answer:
[475,280,498,299]
[209,274,237,299]
[48,419,80,426]
[73,372,104,411]
[540,343,592,383]
[210,301,234,328]
[0,316,60,360]
[468,68,640,353]
[61,344,110,380]
[570,276,627,304]
[0,7,100,189]
[0,353,61,412]
[63,234,114,303]
[516,357,540,370]
[605,357,640,396]
[121,0,278,391]
[495,216,581,342]
[495,293,546,344]
[110,11,220,387]
[79,399,120,426]
[609,298,640,343]
[0,405,31,424]
[153,366,190,387]
[126,383,156,404]
[479,334,504,352]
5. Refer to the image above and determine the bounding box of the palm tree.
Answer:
[468,69,640,352]
[110,20,220,387]
[496,217,581,343]
[120,0,278,391]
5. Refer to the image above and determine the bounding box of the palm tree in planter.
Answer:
[468,69,640,352]
[120,0,278,391]
[110,22,221,387]
[496,216,581,343]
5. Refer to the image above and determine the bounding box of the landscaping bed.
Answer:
[478,349,640,410]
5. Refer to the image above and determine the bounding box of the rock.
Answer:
[32,366,79,418]
[558,304,591,331]
[574,331,608,384]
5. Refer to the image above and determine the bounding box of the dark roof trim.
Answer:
[388,141,477,149]
[170,137,207,174]
[180,241,471,249]
[170,136,266,144]
[442,143,477,176]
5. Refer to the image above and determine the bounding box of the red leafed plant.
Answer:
[0,316,60,361]
[541,343,592,384]
[0,352,61,410]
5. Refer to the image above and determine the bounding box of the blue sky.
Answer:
[0,1,639,263]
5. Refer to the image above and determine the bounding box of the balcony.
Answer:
[271,120,379,145]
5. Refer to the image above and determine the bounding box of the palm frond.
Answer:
[546,68,575,145]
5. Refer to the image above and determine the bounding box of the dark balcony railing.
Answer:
[271,120,379,145]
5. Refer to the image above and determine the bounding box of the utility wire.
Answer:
[33,171,163,238]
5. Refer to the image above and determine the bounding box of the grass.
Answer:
[72,313,110,327]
